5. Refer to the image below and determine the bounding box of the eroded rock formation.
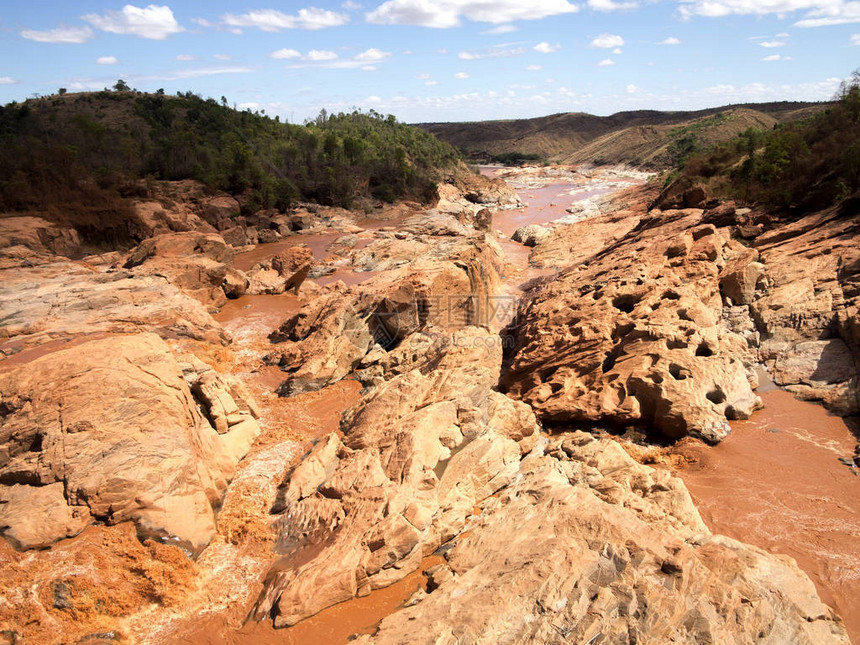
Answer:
[253,327,536,626]
[0,333,259,549]
[253,322,847,643]
[0,167,855,645]
[358,431,848,644]
[503,209,763,443]
[266,234,502,395]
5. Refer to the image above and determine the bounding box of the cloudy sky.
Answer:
[0,1,856,123]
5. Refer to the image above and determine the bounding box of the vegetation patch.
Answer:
[666,73,860,213]
[0,89,462,221]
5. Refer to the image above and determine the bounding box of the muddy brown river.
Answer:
[211,169,859,643]
[678,383,860,641]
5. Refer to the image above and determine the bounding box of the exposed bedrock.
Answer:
[503,201,860,441]
[0,333,260,549]
[502,209,763,443]
[253,326,545,627]
[252,326,847,642]
[266,234,503,396]
[123,231,240,309]
[0,256,229,353]
[750,207,860,414]
[357,431,849,645]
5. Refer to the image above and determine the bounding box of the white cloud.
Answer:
[534,41,561,53]
[213,53,232,60]
[0,77,16,85]
[342,0,363,9]
[305,49,339,61]
[20,25,94,43]
[527,64,542,70]
[852,33,860,44]
[415,73,431,79]
[425,80,438,85]
[269,48,302,59]
[366,0,578,28]
[136,66,255,81]
[191,17,213,28]
[591,33,624,48]
[455,71,470,79]
[460,45,526,59]
[679,0,860,27]
[697,78,838,103]
[613,47,623,54]
[83,4,184,40]
[176,54,197,61]
[355,48,392,61]
[659,36,681,45]
[762,54,792,60]
[222,8,349,31]
[760,39,788,47]
[481,24,517,34]
[282,48,394,69]
[626,83,641,93]
[96,56,119,65]
[794,4,860,27]
[588,0,638,10]
[597,58,616,66]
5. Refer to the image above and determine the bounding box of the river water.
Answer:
[677,381,860,641]
[210,167,859,643]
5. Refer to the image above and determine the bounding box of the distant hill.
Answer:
[418,102,829,169]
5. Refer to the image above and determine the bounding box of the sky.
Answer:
[0,1,857,123]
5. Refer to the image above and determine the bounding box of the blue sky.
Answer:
[0,1,857,123]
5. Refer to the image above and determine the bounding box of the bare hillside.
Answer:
[418,102,828,169]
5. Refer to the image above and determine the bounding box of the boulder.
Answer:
[511,224,551,247]
[124,232,236,307]
[201,195,240,227]
[246,267,288,295]
[220,226,247,247]
[0,334,260,548]
[272,246,313,294]
[222,267,249,299]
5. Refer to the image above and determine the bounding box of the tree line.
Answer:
[0,89,462,218]
[669,72,860,213]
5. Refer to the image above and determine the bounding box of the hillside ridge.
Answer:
[418,101,829,169]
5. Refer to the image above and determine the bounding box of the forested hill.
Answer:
[418,102,829,169]
[657,81,860,215]
[0,90,461,218]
